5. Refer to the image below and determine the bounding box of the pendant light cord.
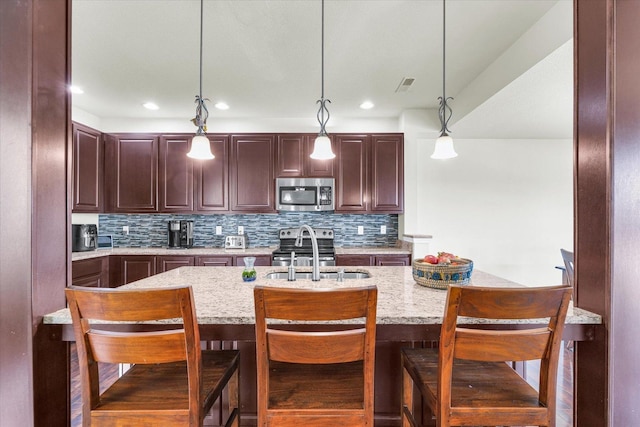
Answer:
[321,0,325,100]
[194,0,208,135]
[438,0,453,136]
[442,0,445,102]
[316,0,331,136]
[199,0,203,102]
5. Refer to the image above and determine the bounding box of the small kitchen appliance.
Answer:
[167,220,194,248]
[275,177,334,212]
[272,227,336,266]
[72,224,98,252]
[225,235,246,249]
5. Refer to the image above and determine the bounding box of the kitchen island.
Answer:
[44,266,601,426]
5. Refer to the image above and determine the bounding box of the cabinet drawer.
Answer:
[72,257,107,280]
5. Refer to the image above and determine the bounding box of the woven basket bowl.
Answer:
[412,258,474,290]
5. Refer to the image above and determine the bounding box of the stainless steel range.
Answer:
[271,227,336,266]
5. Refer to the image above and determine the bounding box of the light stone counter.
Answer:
[45,266,601,327]
[71,246,411,261]
[71,247,277,261]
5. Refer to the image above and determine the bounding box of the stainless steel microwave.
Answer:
[275,177,334,212]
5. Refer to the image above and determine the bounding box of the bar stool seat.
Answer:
[253,285,378,426]
[401,284,572,427]
[66,285,240,427]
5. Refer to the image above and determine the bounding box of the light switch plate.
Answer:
[357,226,364,235]
[381,225,387,234]
[238,226,244,235]
[123,226,129,235]
[215,226,222,235]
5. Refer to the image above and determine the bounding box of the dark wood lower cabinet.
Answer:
[336,254,411,267]
[374,255,411,266]
[109,255,157,287]
[196,256,234,267]
[157,255,195,272]
[336,254,375,266]
[71,257,109,287]
[236,255,271,266]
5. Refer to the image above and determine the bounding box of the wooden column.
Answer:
[0,0,71,426]
[575,0,640,425]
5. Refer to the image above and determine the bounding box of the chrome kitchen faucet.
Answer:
[295,225,320,281]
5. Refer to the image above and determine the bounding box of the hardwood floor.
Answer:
[70,343,574,427]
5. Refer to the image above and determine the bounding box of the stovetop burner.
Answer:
[272,227,335,257]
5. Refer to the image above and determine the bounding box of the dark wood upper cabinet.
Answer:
[159,135,193,212]
[275,134,335,178]
[335,134,369,212]
[306,135,335,177]
[335,133,404,213]
[276,134,306,177]
[230,134,276,212]
[72,122,103,213]
[370,134,404,213]
[196,135,229,211]
[104,134,159,213]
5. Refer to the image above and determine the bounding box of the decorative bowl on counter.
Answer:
[412,258,474,290]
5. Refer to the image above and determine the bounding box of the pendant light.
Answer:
[310,0,336,160]
[431,0,458,160]
[187,0,214,160]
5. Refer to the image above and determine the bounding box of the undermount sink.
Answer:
[265,271,370,280]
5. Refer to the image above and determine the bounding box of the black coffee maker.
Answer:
[167,220,194,248]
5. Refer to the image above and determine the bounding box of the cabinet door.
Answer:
[72,257,108,287]
[120,255,157,285]
[335,135,369,212]
[335,254,374,266]
[371,134,404,213]
[196,135,229,211]
[230,134,276,212]
[159,135,193,212]
[196,256,234,267]
[157,255,195,272]
[235,255,272,266]
[72,123,103,212]
[374,255,411,266]
[305,135,335,177]
[104,134,158,213]
[275,134,305,177]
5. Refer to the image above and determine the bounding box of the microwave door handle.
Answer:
[317,185,321,210]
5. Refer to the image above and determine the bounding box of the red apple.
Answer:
[423,255,438,264]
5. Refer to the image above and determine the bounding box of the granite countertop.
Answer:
[71,246,412,261]
[46,266,601,326]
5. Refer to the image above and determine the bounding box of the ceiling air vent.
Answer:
[395,77,415,93]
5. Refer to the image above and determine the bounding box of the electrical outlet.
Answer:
[238,226,244,235]
[123,226,129,235]
[357,226,364,235]
[215,226,222,235]
[381,225,387,234]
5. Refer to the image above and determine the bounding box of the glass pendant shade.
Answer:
[187,134,214,160]
[310,135,335,160]
[431,134,457,159]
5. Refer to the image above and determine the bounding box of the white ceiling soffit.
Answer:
[71,0,572,138]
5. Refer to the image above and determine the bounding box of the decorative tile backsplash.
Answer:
[98,213,399,248]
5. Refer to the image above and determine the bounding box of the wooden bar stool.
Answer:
[401,284,572,427]
[66,285,240,427]
[253,285,378,427]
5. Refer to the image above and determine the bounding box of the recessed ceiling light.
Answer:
[69,85,84,94]
[215,102,229,110]
[143,102,159,110]
[360,101,374,110]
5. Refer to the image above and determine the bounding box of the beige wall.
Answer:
[400,110,573,286]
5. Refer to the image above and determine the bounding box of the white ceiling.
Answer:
[71,0,573,138]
